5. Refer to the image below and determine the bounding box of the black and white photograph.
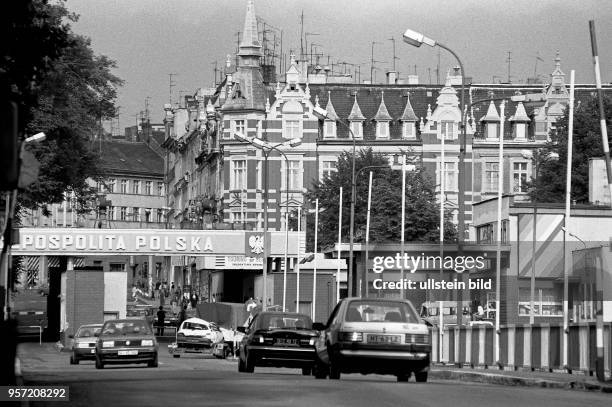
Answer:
[1,1,612,406]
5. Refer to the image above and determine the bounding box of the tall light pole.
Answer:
[313,106,358,297]
[233,132,301,310]
[403,29,467,331]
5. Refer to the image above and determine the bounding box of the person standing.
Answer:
[178,305,187,328]
[156,306,166,336]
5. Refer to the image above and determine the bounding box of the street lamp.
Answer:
[521,149,559,324]
[403,29,468,336]
[233,131,302,311]
[313,105,358,297]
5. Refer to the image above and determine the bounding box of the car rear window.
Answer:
[183,322,209,331]
[101,320,152,336]
[76,326,101,338]
[261,314,312,330]
[345,300,419,323]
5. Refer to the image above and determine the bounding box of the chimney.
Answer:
[407,74,419,85]
[386,71,398,84]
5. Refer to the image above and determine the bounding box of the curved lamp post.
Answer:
[234,131,301,311]
[313,105,358,297]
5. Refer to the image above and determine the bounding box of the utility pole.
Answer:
[299,10,304,60]
[212,61,218,86]
[370,41,380,83]
[168,73,177,105]
[388,37,399,72]
[506,51,512,83]
[428,67,432,84]
[436,49,441,84]
[235,31,241,67]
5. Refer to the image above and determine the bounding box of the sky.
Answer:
[65,0,612,130]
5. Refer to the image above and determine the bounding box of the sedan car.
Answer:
[94,318,158,369]
[314,297,431,382]
[237,311,319,375]
[170,318,224,357]
[69,324,103,364]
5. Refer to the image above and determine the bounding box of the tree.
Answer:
[301,148,457,252]
[531,94,612,203]
[2,1,122,214]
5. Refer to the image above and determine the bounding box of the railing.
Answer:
[430,322,612,378]
[19,326,43,345]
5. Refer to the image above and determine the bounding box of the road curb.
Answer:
[431,369,612,393]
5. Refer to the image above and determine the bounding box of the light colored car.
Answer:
[314,297,431,382]
[69,324,103,364]
[170,317,224,357]
[95,319,158,369]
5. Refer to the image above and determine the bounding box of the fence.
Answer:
[431,323,611,377]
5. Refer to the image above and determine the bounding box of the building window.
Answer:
[145,181,152,195]
[157,209,164,223]
[120,207,127,221]
[107,179,115,193]
[107,206,115,221]
[512,162,529,193]
[133,207,140,222]
[157,182,164,196]
[283,159,302,191]
[231,159,247,190]
[376,122,389,139]
[132,180,140,194]
[284,119,301,139]
[109,263,126,272]
[484,162,499,192]
[324,121,336,138]
[477,223,494,244]
[402,122,415,139]
[144,209,151,222]
[230,211,244,224]
[350,121,362,139]
[441,121,454,140]
[438,161,457,191]
[518,287,563,317]
[321,161,337,179]
[120,179,128,194]
[232,119,246,137]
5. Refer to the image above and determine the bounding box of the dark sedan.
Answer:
[237,311,318,375]
[94,319,158,369]
[69,324,103,364]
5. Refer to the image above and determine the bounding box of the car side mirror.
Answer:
[312,322,326,331]
[236,326,246,334]
[68,334,74,339]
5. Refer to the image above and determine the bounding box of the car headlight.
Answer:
[141,339,154,346]
[309,338,316,346]
[102,341,114,348]
[253,335,264,343]
[77,342,90,349]
[338,332,363,342]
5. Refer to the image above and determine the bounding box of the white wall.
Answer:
[104,271,127,318]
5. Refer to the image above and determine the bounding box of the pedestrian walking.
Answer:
[178,305,187,328]
[156,306,166,336]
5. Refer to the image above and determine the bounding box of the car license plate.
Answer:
[275,338,298,346]
[367,335,401,344]
[90,349,95,354]
[118,350,138,356]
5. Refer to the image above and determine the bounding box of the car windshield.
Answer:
[101,320,152,336]
[346,300,419,323]
[183,322,209,330]
[76,326,101,338]
[260,314,312,330]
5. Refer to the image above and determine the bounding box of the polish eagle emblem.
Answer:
[249,235,264,254]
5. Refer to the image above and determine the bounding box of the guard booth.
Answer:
[8,228,306,344]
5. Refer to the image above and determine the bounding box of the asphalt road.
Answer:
[18,343,612,407]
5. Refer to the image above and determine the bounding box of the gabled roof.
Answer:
[98,140,163,177]
[480,101,500,122]
[510,102,530,122]
[400,94,418,122]
[373,91,392,121]
[347,94,365,121]
[325,91,339,120]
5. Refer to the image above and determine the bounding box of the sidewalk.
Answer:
[430,364,612,393]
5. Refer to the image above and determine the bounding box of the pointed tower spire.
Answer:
[374,91,392,121]
[348,94,365,121]
[400,93,417,122]
[239,0,262,58]
[480,101,500,122]
[325,91,339,120]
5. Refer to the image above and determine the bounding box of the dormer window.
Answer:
[231,119,246,139]
[486,122,499,139]
[440,121,455,140]
[402,122,416,139]
[324,120,337,138]
[350,121,363,139]
[376,122,389,139]
[284,118,301,139]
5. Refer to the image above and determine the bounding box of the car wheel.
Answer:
[313,361,328,379]
[173,354,180,358]
[148,354,159,368]
[301,367,311,376]
[329,362,341,380]
[238,356,246,372]
[70,354,79,365]
[95,356,104,370]
[415,371,428,383]
[396,373,410,382]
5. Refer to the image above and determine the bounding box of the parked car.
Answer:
[94,318,158,369]
[169,318,224,357]
[69,324,103,364]
[237,311,319,375]
[314,297,431,382]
